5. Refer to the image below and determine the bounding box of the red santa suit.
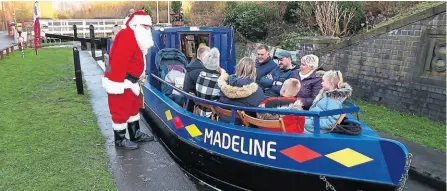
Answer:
[102,11,154,149]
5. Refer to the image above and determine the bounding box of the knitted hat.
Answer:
[202,48,220,71]
[280,78,301,97]
[122,10,152,30]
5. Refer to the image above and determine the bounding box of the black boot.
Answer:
[114,129,139,150]
[128,121,155,142]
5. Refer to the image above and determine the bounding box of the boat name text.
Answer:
[204,128,276,159]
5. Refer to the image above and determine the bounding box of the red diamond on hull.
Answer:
[281,145,322,163]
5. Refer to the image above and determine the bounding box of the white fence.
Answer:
[40,19,124,38]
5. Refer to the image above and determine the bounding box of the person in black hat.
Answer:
[259,51,299,97]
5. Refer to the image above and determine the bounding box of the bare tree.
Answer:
[313,1,355,37]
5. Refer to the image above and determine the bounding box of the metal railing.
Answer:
[149,73,360,135]
[41,19,124,38]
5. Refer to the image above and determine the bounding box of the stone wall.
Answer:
[242,3,446,121]
[313,5,446,122]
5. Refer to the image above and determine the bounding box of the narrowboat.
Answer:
[138,26,411,191]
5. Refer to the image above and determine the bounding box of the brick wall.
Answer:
[314,12,446,122]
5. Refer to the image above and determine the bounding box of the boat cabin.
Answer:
[147,26,236,74]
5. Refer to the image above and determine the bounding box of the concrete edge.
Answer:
[409,167,446,191]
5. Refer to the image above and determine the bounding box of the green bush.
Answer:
[284,2,314,25]
[143,6,152,16]
[171,1,182,14]
[222,2,277,41]
[339,1,365,35]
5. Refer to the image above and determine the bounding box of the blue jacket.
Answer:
[304,83,353,133]
[217,70,265,124]
[256,57,277,84]
[260,65,299,97]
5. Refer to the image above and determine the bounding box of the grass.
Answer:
[354,99,446,152]
[371,1,445,31]
[0,48,117,191]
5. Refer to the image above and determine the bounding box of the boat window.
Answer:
[180,33,210,62]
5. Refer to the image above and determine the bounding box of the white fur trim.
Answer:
[112,122,127,131]
[122,16,129,29]
[141,54,147,78]
[127,113,140,122]
[129,15,152,28]
[102,77,140,96]
[102,77,125,94]
[124,79,140,96]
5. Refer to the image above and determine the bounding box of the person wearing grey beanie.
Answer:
[202,48,220,71]
[195,48,222,117]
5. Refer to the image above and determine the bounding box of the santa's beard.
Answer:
[134,24,154,55]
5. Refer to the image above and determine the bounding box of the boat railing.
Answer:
[149,73,360,135]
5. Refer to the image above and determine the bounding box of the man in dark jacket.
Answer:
[260,51,298,97]
[183,46,210,111]
[255,45,277,84]
[183,46,210,94]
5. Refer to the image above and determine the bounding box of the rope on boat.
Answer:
[331,123,362,135]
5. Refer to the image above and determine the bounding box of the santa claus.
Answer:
[102,10,155,150]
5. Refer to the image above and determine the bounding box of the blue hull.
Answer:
[142,84,408,191]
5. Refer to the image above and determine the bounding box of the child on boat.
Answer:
[304,70,352,133]
[256,78,305,133]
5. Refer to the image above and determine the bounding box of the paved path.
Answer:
[79,50,209,191]
[0,31,14,50]
[79,48,439,191]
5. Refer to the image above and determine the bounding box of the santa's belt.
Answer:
[125,73,139,83]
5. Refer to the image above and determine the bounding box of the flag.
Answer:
[34,18,41,51]
[33,1,41,23]
[33,1,41,53]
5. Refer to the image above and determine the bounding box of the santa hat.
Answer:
[122,10,152,30]
[280,78,301,97]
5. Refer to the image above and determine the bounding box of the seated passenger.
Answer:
[217,57,265,123]
[255,45,278,84]
[195,48,221,117]
[257,78,303,120]
[259,51,298,97]
[296,54,324,110]
[304,70,352,133]
[257,79,305,133]
[183,46,210,111]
